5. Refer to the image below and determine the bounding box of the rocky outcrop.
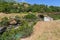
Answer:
[9,19,17,25]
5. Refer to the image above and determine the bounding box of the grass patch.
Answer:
[49,14,60,20]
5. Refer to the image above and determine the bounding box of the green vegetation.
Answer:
[16,21,33,38]
[0,17,9,27]
[0,28,16,40]
[0,15,36,40]
[0,0,60,40]
[0,21,35,40]
[0,0,60,13]
[24,14,38,22]
[49,14,60,20]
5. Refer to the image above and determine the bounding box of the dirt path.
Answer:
[21,20,60,40]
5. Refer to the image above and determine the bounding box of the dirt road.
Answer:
[21,20,60,40]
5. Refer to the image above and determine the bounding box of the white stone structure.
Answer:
[44,16,53,21]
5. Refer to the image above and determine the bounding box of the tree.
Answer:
[0,0,16,3]
[0,0,16,13]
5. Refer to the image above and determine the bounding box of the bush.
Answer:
[15,16,21,23]
[49,14,60,20]
[0,17,9,27]
[0,28,17,40]
[0,21,34,40]
[24,14,37,22]
[0,27,21,40]
[18,22,33,38]
[13,21,33,38]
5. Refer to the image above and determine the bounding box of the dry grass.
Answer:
[0,13,27,20]
[21,20,60,40]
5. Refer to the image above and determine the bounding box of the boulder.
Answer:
[9,19,17,25]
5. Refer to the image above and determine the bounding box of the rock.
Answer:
[9,19,17,25]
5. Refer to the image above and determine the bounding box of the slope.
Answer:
[21,20,60,40]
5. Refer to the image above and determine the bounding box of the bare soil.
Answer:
[21,20,60,40]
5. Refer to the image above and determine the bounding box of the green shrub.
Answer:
[18,23,33,38]
[24,14,37,22]
[0,17,9,27]
[15,16,21,23]
[0,28,16,40]
[14,21,33,38]
[0,21,34,40]
[49,14,60,20]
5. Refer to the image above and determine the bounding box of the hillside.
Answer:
[21,20,60,40]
